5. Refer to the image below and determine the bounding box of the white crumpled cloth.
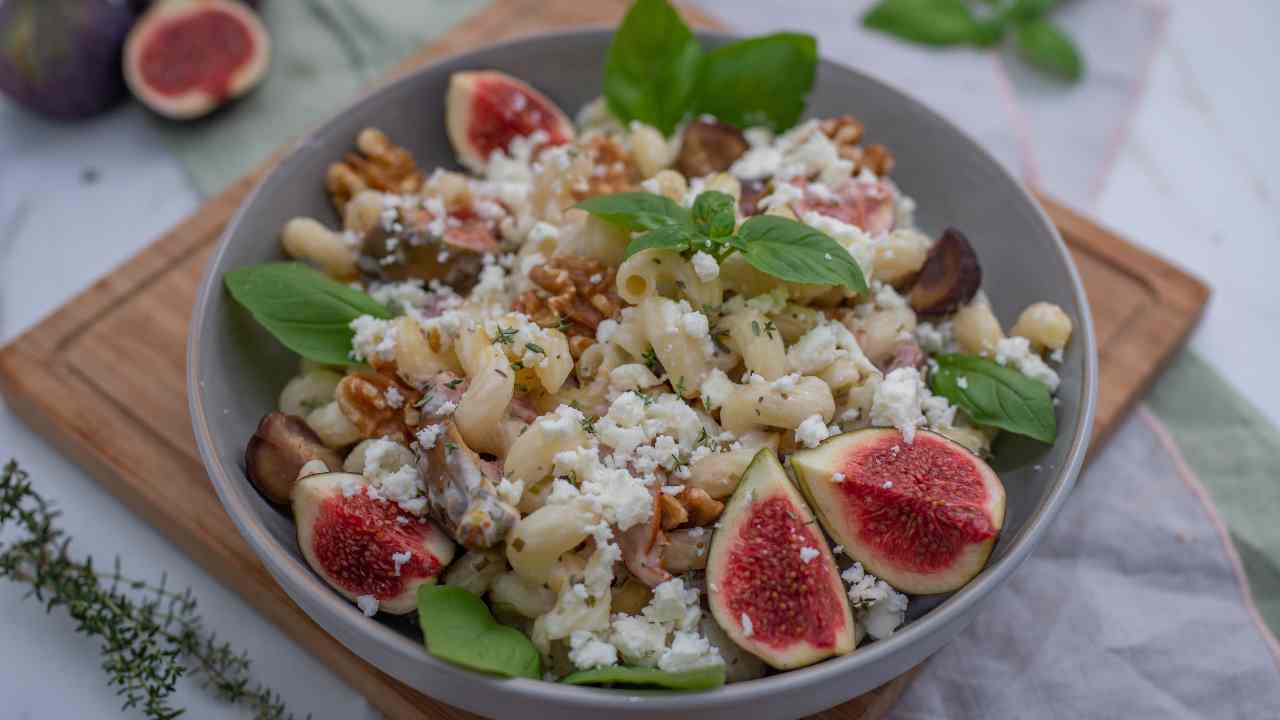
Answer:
[698,1,1280,717]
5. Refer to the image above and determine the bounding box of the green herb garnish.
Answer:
[862,0,1083,83]
[928,353,1057,443]
[416,585,541,679]
[223,262,392,366]
[577,191,867,294]
[604,0,818,134]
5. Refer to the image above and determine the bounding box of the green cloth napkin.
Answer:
[1147,350,1280,633]
[156,0,485,196]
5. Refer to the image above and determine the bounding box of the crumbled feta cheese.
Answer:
[740,613,754,638]
[691,251,720,282]
[658,631,723,672]
[729,145,783,180]
[569,630,619,670]
[609,615,668,667]
[349,316,397,363]
[391,551,412,576]
[995,336,1061,391]
[609,363,663,393]
[841,562,908,640]
[832,472,845,483]
[356,595,379,617]
[957,376,969,390]
[384,386,404,409]
[552,447,653,531]
[799,546,820,563]
[415,424,444,450]
[680,311,710,338]
[699,368,735,411]
[795,414,832,449]
[870,367,926,443]
[915,320,955,355]
[832,545,844,555]
[644,578,701,630]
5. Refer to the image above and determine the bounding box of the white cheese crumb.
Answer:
[496,477,524,506]
[831,472,845,483]
[870,367,926,443]
[691,251,720,282]
[994,336,1061,391]
[740,613,754,638]
[356,595,379,617]
[391,551,412,576]
[795,414,832,449]
[799,546,820,563]
[841,562,908,640]
[415,424,444,450]
[957,376,969,389]
[568,630,619,670]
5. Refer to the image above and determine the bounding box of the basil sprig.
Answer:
[604,0,818,134]
[863,0,1082,83]
[929,353,1057,443]
[417,585,542,679]
[561,664,726,690]
[224,262,392,366]
[576,190,868,293]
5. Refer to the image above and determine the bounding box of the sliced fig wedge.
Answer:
[445,70,574,173]
[293,472,455,615]
[909,228,982,315]
[245,412,342,505]
[421,422,520,550]
[706,449,855,670]
[791,429,1006,595]
[124,0,270,120]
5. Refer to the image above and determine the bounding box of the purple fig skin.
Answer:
[0,0,137,121]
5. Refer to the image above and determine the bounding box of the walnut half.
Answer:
[326,128,425,211]
[513,256,622,357]
[820,115,896,176]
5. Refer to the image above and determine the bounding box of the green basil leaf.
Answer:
[561,665,726,690]
[929,353,1057,443]
[693,33,817,133]
[576,192,693,232]
[624,224,697,259]
[417,585,541,680]
[862,0,985,46]
[603,0,703,135]
[223,262,392,366]
[1015,18,1083,82]
[1007,0,1057,22]
[691,190,737,239]
[734,216,869,293]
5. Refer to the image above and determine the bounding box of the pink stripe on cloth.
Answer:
[990,55,1042,188]
[1139,404,1280,672]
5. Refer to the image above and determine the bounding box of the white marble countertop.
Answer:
[0,2,1276,717]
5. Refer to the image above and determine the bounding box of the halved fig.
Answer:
[706,449,855,669]
[676,118,749,178]
[791,429,1006,595]
[293,472,455,614]
[123,0,270,120]
[791,176,896,236]
[245,412,343,504]
[909,228,982,315]
[445,70,574,173]
[421,422,520,550]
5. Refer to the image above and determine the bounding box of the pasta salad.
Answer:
[227,2,1073,691]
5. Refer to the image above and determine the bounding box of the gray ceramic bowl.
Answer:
[190,29,1097,720]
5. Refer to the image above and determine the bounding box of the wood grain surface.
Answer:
[0,0,1207,718]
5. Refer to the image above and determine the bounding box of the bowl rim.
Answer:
[188,27,1098,713]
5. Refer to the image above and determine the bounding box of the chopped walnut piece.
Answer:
[326,128,425,211]
[335,372,420,443]
[513,256,622,356]
[571,134,640,200]
[821,116,896,177]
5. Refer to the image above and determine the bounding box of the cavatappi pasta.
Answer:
[254,81,1074,685]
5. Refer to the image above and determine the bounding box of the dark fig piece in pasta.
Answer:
[244,412,342,505]
[909,228,982,315]
[676,119,749,178]
[421,422,520,550]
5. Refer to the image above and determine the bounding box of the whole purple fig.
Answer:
[0,0,137,121]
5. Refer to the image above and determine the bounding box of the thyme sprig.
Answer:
[0,460,300,720]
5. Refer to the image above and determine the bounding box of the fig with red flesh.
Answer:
[706,449,855,670]
[293,472,455,614]
[445,70,574,173]
[124,0,270,120]
[791,428,1006,595]
[909,228,982,315]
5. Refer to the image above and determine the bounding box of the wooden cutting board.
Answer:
[0,0,1207,718]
